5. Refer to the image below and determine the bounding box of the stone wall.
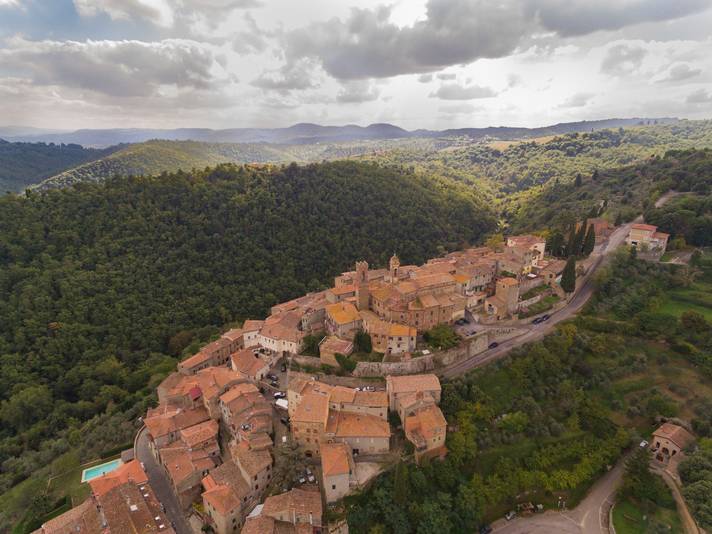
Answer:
[353,327,522,377]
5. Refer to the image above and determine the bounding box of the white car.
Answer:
[640,440,649,448]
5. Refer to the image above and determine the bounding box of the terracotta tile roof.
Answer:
[260,322,304,344]
[320,442,351,477]
[631,223,658,232]
[160,445,216,487]
[319,336,353,356]
[179,419,219,449]
[326,411,391,439]
[330,284,356,296]
[325,302,361,325]
[453,273,470,284]
[246,432,273,451]
[241,516,278,534]
[88,460,148,498]
[179,350,212,370]
[405,404,447,444]
[222,328,244,342]
[98,481,174,534]
[231,348,270,377]
[507,234,545,247]
[653,423,695,449]
[233,441,272,478]
[653,231,670,239]
[292,391,330,425]
[328,386,355,404]
[38,497,101,534]
[145,405,210,440]
[220,382,260,405]
[243,319,265,332]
[353,390,388,408]
[386,374,441,395]
[262,488,323,524]
[201,460,251,516]
[168,367,246,402]
[498,277,519,286]
[411,273,456,290]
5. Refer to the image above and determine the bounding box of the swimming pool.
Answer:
[80,459,123,482]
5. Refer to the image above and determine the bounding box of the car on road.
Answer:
[280,417,290,428]
[505,511,517,521]
[281,363,287,372]
[479,525,493,534]
[273,391,286,399]
[532,317,544,324]
[541,314,551,321]
[488,342,499,349]
[267,373,278,381]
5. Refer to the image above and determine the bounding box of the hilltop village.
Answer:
[30,219,675,534]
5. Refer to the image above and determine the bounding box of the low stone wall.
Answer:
[292,354,323,368]
[353,327,522,377]
[519,293,544,309]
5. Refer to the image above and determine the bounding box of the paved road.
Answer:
[494,454,630,534]
[135,426,192,534]
[441,221,633,379]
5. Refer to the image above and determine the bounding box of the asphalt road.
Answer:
[441,221,633,379]
[135,426,193,534]
[493,454,630,534]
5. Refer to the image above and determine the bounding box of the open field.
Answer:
[659,280,712,321]
[612,496,682,534]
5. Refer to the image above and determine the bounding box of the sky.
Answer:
[0,0,711,130]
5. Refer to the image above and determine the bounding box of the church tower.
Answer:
[355,261,370,311]
[388,253,400,282]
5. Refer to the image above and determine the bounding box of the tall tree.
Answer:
[565,225,577,256]
[547,230,565,258]
[575,173,582,187]
[393,462,409,507]
[561,257,576,293]
[572,222,587,256]
[582,224,596,256]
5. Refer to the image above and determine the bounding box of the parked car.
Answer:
[505,511,517,521]
[479,525,493,534]
[488,342,499,349]
[532,317,544,324]
[640,440,649,448]
[273,391,286,399]
[270,380,279,387]
[541,314,551,321]
[364,386,376,392]
[307,474,316,483]
[281,363,287,372]
[298,475,306,484]
[267,373,278,381]
[280,417,290,428]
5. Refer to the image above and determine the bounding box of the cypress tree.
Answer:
[561,256,576,293]
[582,224,596,256]
[565,225,577,256]
[615,212,623,226]
[547,230,565,257]
[575,173,582,187]
[572,222,586,256]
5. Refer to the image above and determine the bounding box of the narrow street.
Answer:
[134,427,193,534]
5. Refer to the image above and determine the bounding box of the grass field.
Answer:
[659,280,712,321]
[612,496,682,534]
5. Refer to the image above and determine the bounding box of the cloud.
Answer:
[417,74,433,83]
[559,92,595,107]
[430,82,497,100]
[336,80,380,103]
[233,12,274,54]
[600,43,647,76]
[529,0,712,37]
[507,73,523,87]
[282,0,712,80]
[657,63,702,83]
[73,0,260,28]
[251,59,317,93]
[686,88,712,103]
[73,0,174,26]
[0,36,223,97]
[285,2,530,79]
[436,72,457,80]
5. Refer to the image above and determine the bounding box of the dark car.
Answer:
[270,380,279,387]
[281,363,287,372]
[267,373,278,381]
[280,417,290,427]
[541,314,551,321]
[488,342,499,349]
[532,317,543,324]
[479,525,493,534]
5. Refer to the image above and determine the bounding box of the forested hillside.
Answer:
[0,140,116,192]
[506,148,712,233]
[0,160,495,529]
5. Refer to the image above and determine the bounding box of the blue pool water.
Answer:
[81,459,123,482]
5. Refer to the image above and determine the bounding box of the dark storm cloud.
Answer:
[283,0,712,80]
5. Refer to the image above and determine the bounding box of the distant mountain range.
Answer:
[0,118,678,148]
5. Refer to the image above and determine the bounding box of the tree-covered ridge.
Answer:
[0,160,496,506]
[507,148,712,233]
[0,140,116,193]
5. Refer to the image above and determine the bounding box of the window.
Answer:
[332,484,336,490]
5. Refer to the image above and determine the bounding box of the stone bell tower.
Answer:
[355,261,370,311]
[388,253,400,282]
